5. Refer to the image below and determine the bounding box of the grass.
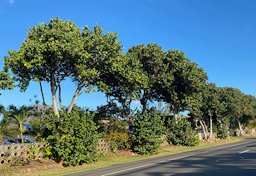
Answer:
[0,137,245,176]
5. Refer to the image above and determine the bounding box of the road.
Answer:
[69,137,256,176]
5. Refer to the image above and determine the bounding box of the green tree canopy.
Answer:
[157,50,208,116]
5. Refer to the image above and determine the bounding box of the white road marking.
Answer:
[101,154,196,176]
[101,140,255,176]
[101,163,156,176]
[239,149,249,154]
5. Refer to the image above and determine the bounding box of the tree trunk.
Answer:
[50,75,59,117]
[20,123,24,144]
[225,122,230,138]
[39,81,46,105]
[0,137,3,145]
[67,83,84,114]
[199,120,208,140]
[125,100,132,127]
[209,116,213,138]
[140,97,147,114]
[58,83,63,109]
[237,119,244,136]
[203,120,209,134]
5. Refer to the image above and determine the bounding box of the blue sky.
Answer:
[0,0,256,109]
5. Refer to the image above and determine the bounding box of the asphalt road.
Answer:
[69,137,256,176]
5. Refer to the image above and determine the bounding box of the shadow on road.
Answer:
[123,150,256,176]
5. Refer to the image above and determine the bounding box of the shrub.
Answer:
[132,110,164,155]
[246,120,256,130]
[166,120,199,146]
[217,127,229,139]
[43,110,98,166]
[105,118,131,151]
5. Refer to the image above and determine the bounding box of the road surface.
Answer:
[68,137,256,176]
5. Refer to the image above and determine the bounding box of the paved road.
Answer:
[69,138,256,176]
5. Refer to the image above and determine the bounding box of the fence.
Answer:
[0,143,44,164]
[0,139,109,165]
[97,138,109,153]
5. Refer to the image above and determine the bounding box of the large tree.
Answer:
[5,18,84,116]
[67,25,122,113]
[126,44,166,113]
[157,50,208,118]
[98,52,147,122]
[189,83,225,139]
[219,88,256,136]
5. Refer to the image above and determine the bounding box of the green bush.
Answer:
[43,110,98,166]
[105,118,131,151]
[246,120,256,130]
[217,127,229,139]
[132,110,164,155]
[166,120,199,146]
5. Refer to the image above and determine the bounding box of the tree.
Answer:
[0,106,18,144]
[98,52,147,122]
[67,25,122,113]
[5,17,84,116]
[126,44,166,113]
[8,106,31,144]
[189,83,225,139]
[132,109,164,154]
[100,44,165,122]
[157,50,208,119]
[219,87,244,135]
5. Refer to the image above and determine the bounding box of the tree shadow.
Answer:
[119,150,256,176]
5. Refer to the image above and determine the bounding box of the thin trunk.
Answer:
[199,120,207,140]
[0,138,3,145]
[209,116,213,138]
[67,83,84,114]
[50,75,59,116]
[217,118,223,128]
[58,83,63,109]
[39,82,46,105]
[140,98,147,114]
[120,98,132,126]
[225,122,230,138]
[125,99,132,126]
[170,104,177,122]
[237,119,244,136]
[20,123,24,144]
[203,120,208,133]
[140,91,148,114]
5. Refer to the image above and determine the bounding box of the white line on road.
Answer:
[101,140,255,176]
[101,162,156,176]
[101,154,196,176]
[239,149,249,154]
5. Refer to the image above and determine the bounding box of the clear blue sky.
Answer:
[0,0,256,109]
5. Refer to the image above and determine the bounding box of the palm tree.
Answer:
[0,119,18,144]
[8,106,31,144]
[0,105,18,144]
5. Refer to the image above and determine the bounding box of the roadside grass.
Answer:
[0,137,245,176]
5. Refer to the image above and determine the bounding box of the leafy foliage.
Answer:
[105,118,131,151]
[126,44,166,113]
[132,110,164,155]
[7,106,32,144]
[217,126,229,139]
[157,50,208,115]
[166,119,199,146]
[0,71,14,92]
[4,17,85,116]
[43,110,98,166]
